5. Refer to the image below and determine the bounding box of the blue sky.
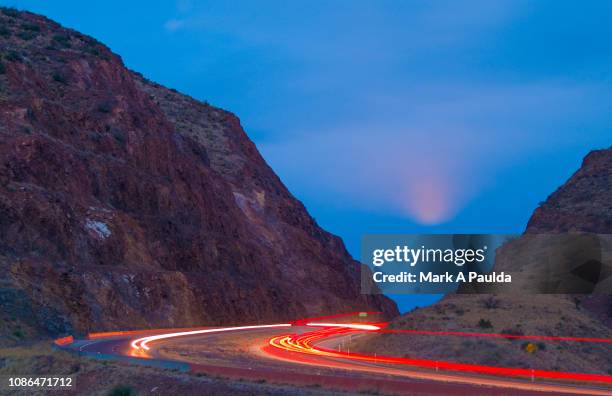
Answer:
[6,0,612,312]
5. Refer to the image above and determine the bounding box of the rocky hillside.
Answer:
[354,147,612,375]
[0,8,397,341]
[527,148,612,234]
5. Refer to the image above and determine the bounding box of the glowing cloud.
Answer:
[403,176,455,225]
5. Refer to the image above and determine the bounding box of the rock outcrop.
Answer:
[0,8,397,340]
[355,148,612,374]
[527,148,612,234]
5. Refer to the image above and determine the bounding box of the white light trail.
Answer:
[131,323,292,350]
[305,322,380,331]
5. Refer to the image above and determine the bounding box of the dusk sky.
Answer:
[7,0,612,311]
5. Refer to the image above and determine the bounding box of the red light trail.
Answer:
[69,311,612,393]
[125,311,612,384]
[379,328,612,343]
[266,323,612,384]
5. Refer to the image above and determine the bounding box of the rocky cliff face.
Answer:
[527,147,612,328]
[0,8,397,340]
[355,148,612,374]
[527,148,612,233]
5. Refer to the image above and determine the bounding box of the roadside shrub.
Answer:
[52,73,67,84]
[86,46,101,57]
[21,23,40,32]
[477,318,493,329]
[97,101,113,113]
[106,385,137,396]
[5,51,21,62]
[17,31,36,41]
[112,130,126,145]
[358,388,380,395]
[483,296,500,309]
[1,7,19,18]
[52,34,71,48]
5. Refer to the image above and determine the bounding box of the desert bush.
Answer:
[483,296,500,309]
[84,41,110,61]
[97,101,113,113]
[112,130,126,146]
[86,46,101,57]
[17,31,36,41]
[106,384,137,396]
[21,23,40,32]
[1,7,19,18]
[5,51,21,62]
[477,318,493,329]
[52,34,71,48]
[52,73,67,84]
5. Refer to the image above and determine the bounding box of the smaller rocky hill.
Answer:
[354,147,612,375]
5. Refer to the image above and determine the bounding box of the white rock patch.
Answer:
[85,219,111,239]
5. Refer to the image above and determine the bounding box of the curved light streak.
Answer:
[120,313,612,385]
[267,325,612,384]
[305,322,380,331]
[130,323,291,351]
[381,328,612,343]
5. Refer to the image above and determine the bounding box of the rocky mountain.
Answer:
[527,148,612,234]
[0,8,397,341]
[355,147,612,375]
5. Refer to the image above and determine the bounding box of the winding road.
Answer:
[59,313,612,395]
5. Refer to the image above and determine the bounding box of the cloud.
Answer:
[260,80,602,225]
[151,0,612,225]
[176,0,193,13]
[164,18,186,32]
[260,124,474,224]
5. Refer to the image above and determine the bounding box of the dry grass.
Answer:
[352,294,612,376]
[0,340,344,395]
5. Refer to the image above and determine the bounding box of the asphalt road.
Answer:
[62,321,612,396]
